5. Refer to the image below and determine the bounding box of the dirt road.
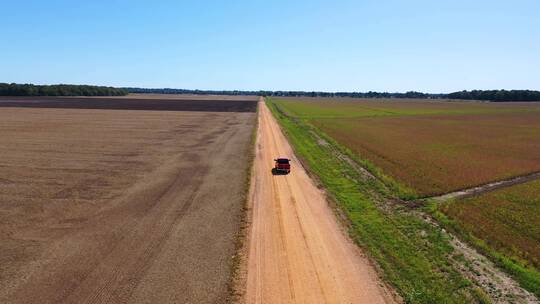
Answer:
[245,100,394,303]
[0,103,255,303]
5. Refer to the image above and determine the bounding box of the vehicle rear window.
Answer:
[277,159,290,164]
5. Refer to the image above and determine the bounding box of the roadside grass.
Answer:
[427,180,540,298]
[267,98,489,303]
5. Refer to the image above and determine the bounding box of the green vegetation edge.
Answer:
[266,98,490,303]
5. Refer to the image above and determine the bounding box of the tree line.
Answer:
[2,84,539,101]
[0,83,128,96]
[127,87,540,101]
[126,87,443,99]
[447,90,540,102]
[261,90,443,99]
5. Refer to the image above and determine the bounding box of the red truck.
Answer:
[274,157,291,174]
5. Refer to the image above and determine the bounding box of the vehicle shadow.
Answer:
[271,168,289,175]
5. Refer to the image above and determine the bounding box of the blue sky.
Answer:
[1,0,539,92]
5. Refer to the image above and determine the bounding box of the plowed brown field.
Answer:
[0,98,256,303]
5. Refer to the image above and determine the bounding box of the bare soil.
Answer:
[124,93,259,101]
[0,95,257,112]
[0,103,256,303]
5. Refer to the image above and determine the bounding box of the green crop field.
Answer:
[277,97,540,119]
[274,97,540,197]
[443,179,540,267]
